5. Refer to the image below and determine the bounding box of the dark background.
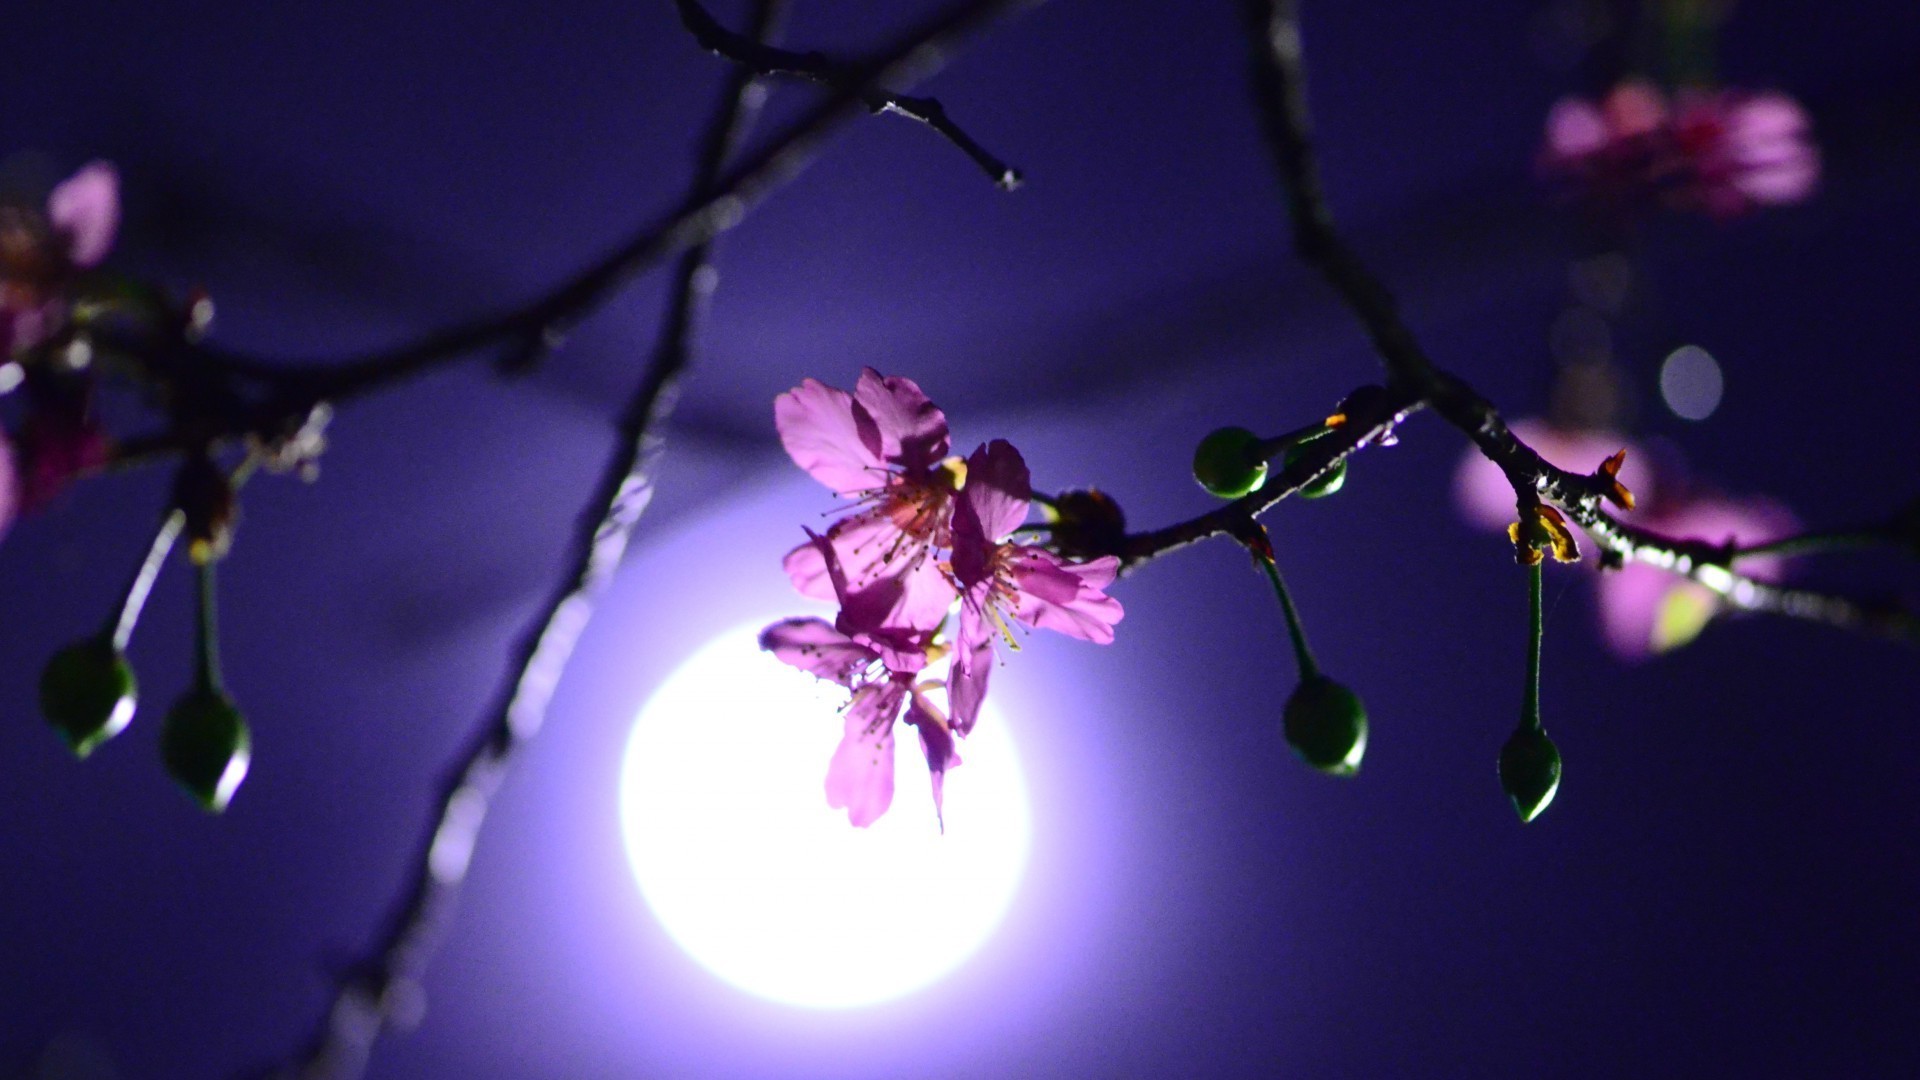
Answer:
[3,1,1918,1077]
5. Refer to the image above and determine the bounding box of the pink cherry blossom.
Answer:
[1541,81,1669,208]
[1669,90,1819,218]
[776,368,961,636]
[760,617,960,829]
[2,162,120,359]
[1596,495,1798,658]
[15,411,110,513]
[948,439,1123,735]
[1454,418,1657,537]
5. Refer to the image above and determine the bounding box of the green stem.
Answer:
[1259,554,1320,680]
[1522,561,1543,731]
[194,559,222,694]
[105,509,186,652]
[1254,421,1330,460]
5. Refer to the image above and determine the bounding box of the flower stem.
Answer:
[1522,561,1543,731]
[1259,554,1320,680]
[194,558,223,694]
[104,509,186,652]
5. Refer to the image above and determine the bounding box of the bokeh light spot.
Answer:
[1660,344,1724,421]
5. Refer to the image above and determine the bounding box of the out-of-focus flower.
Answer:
[1540,82,1817,220]
[0,425,16,541]
[1596,495,1798,658]
[1455,418,1657,535]
[760,617,959,829]
[775,368,961,637]
[15,410,110,513]
[948,439,1123,734]
[1,162,119,359]
[1668,89,1819,218]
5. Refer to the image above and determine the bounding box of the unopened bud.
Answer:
[40,638,136,757]
[160,689,251,813]
[1192,426,1268,499]
[1498,725,1562,823]
[1282,443,1347,499]
[1283,675,1368,776]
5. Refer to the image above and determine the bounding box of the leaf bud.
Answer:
[1498,725,1562,823]
[160,688,251,813]
[1282,443,1347,499]
[40,638,136,758]
[1192,426,1268,499]
[1283,675,1368,776]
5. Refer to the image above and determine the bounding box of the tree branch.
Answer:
[676,0,1024,190]
[250,4,790,1077]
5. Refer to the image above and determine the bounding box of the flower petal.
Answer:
[904,693,961,832]
[853,368,949,474]
[48,161,119,269]
[948,595,996,736]
[759,617,876,687]
[825,681,903,827]
[1007,548,1124,644]
[962,440,1031,543]
[775,378,886,496]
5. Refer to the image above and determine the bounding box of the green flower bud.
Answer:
[1192,426,1268,499]
[1283,675,1368,776]
[1282,443,1347,499]
[160,689,251,813]
[40,639,137,758]
[1498,725,1562,823]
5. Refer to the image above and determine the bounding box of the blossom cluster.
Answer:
[1541,81,1819,220]
[1456,419,1796,658]
[761,369,1123,829]
[0,161,122,539]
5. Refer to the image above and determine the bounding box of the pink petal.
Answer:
[1007,548,1124,644]
[780,537,836,602]
[0,427,16,542]
[775,378,886,496]
[48,162,119,269]
[1594,495,1799,658]
[1604,81,1668,139]
[853,368,950,474]
[759,617,877,687]
[948,596,996,736]
[1545,98,1607,161]
[825,681,904,827]
[962,440,1031,543]
[904,694,961,832]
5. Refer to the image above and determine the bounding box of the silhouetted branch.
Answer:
[676,0,1024,190]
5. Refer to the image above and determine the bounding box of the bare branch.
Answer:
[675,0,1025,190]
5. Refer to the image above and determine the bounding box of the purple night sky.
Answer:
[2,2,1917,1077]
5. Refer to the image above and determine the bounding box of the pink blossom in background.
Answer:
[775,368,960,636]
[1670,90,1820,218]
[16,412,110,513]
[1453,418,1657,536]
[948,439,1123,735]
[0,427,16,541]
[1596,495,1798,658]
[1540,82,1817,220]
[1,161,119,358]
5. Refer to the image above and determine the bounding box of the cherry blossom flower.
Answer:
[1668,89,1819,218]
[776,368,962,637]
[760,617,960,829]
[1596,495,1798,658]
[948,439,1123,734]
[1,162,119,359]
[1540,82,1817,220]
[14,408,110,513]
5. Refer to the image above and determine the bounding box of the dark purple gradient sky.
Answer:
[3,2,1918,1078]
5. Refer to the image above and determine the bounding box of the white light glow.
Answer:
[619,621,1031,1009]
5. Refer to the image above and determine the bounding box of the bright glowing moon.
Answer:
[619,621,1031,1008]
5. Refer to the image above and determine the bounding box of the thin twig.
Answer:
[252,4,790,1077]
[675,0,1024,190]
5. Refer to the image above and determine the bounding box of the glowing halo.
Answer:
[619,620,1031,1008]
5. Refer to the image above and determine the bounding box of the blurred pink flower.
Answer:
[1540,83,1817,219]
[760,616,960,829]
[1,161,119,358]
[1596,495,1798,658]
[776,367,960,637]
[1669,90,1819,218]
[15,412,110,513]
[948,439,1122,735]
[1454,418,1657,537]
